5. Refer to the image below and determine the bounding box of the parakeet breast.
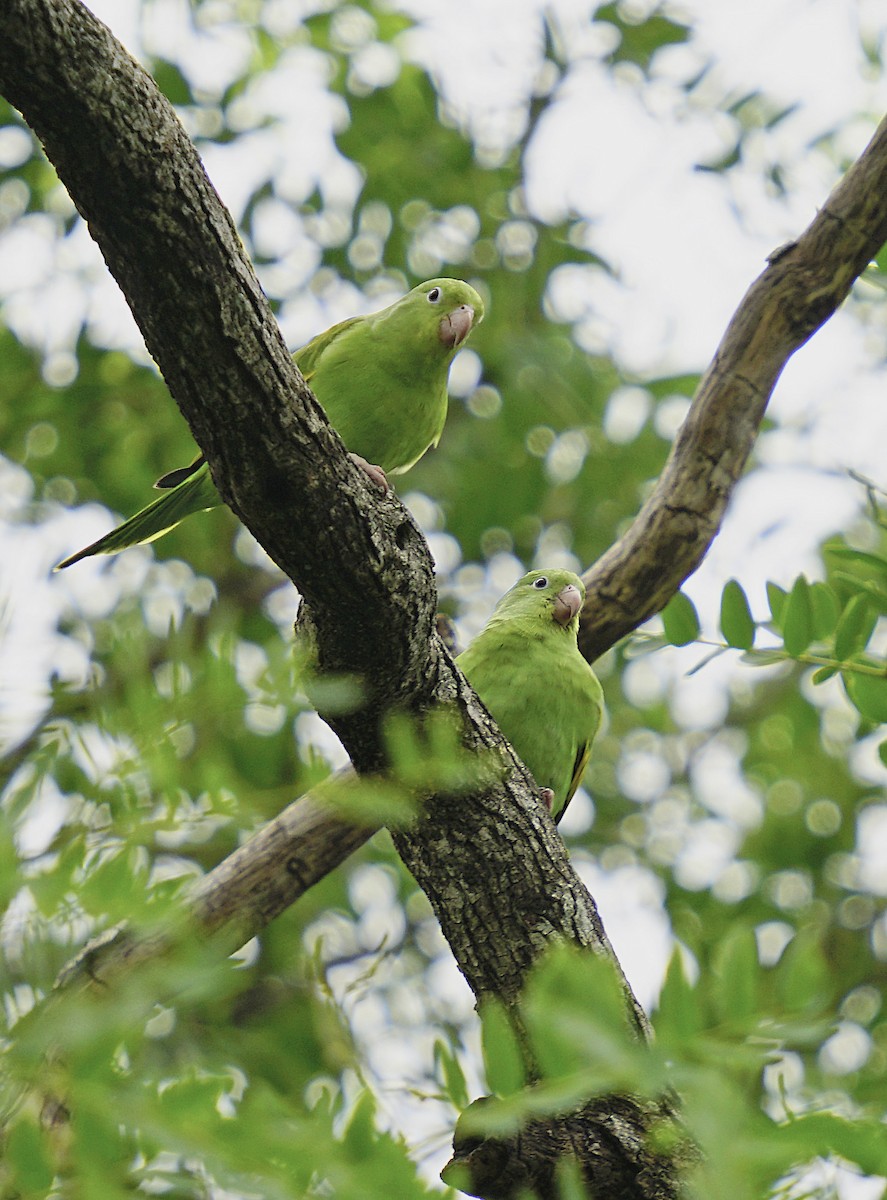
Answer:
[308,321,450,475]
[458,619,602,818]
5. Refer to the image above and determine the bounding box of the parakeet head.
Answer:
[382,278,484,357]
[489,569,586,636]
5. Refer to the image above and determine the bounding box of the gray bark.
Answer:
[0,2,678,1196]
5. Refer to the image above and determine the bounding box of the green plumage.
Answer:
[457,569,604,823]
[56,278,483,568]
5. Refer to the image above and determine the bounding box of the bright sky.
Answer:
[2,2,887,1193]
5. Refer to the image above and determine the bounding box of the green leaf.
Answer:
[766,581,788,627]
[343,1090,377,1159]
[661,591,700,646]
[712,927,759,1025]
[811,665,838,685]
[653,948,701,1045]
[741,648,786,666]
[831,572,887,615]
[834,594,877,661]
[782,1112,887,1177]
[878,739,887,767]
[824,542,887,572]
[719,579,755,650]
[30,836,83,916]
[152,60,195,106]
[688,646,728,674]
[782,576,812,657]
[776,929,829,1014]
[521,947,649,1096]
[809,582,840,640]
[479,998,526,1098]
[0,814,21,908]
[79,846,150,920]
[843,668,887,724]
[875,241,887,274]
[5,1117,53,1192]
[434,1039,470,1111]
[624,633,667,658]
[554,1158,589,1200]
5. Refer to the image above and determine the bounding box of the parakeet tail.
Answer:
[54,464,220,570]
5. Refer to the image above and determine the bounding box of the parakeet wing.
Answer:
[155,454,205,489]
[147,321,364,498]
[561,738,592,823]
[147,323,365,495]
[293,315,363,382]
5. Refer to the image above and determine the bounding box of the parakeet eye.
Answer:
[427,287,442,303]
[533,576,549,589]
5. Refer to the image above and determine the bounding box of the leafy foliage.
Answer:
[658,494,887,734]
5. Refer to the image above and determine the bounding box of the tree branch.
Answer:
[50,771,376,987]
[1,4,681,1194]
[0,0,638,1011]
[578,117,887,660]
[444,1096,690,1200]
[140,113,887,970]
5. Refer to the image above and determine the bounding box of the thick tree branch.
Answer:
[443,1096,689,1200]
[0,0,438,750]
[145,113,887,960]
[0,0,642,1013]
[578,117,887,660]
[1,4,681,1195]
[190,771,375,941]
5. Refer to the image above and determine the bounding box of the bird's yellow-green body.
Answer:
[57,278,483,568]
[457,569,603,823]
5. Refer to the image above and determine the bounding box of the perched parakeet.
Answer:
[56,278,483,568]
[456,569,603,823]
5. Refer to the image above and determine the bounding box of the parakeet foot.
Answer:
[349,453,389,491]
[539,787,555,811]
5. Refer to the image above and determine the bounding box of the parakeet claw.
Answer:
[348,453,389,492]
[539,787,555,810]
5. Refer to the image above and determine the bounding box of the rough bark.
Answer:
[0,0,438,754]
[0,3,678,1196]
[109,111,887,966]
[443,1096,691,1200]
[0,0,635,1011]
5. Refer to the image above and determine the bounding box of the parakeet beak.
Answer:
[439,305,476,347]
[553,584,582,626]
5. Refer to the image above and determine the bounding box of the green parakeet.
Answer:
[456,569,604,823]
[56,278,483,568]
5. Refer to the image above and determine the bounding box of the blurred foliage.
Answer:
[467,942,887,1200]
[1,1,886,1198]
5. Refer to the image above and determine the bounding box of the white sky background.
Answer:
[3,1,887,1194]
